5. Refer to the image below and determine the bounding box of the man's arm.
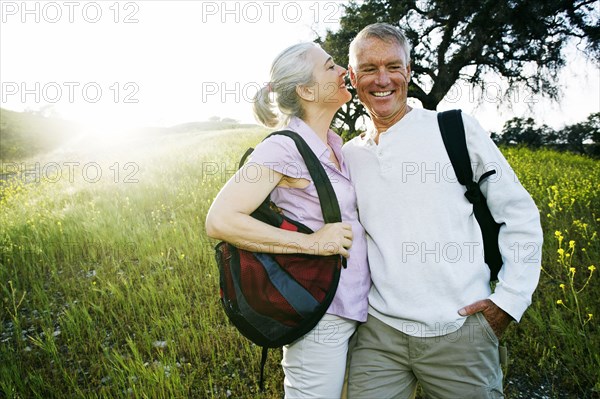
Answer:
[458,113,543,336]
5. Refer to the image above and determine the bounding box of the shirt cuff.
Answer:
[488,284,534,322]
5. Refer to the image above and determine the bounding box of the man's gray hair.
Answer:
[349,23,412,67]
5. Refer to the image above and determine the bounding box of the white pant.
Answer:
[281,314,358,399]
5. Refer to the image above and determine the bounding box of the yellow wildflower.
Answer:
[554,231,562,237]
[569,240,575,249]
[569,267,576,275]
[589,265,596,272]
[559,284,565,290]
[556,299,563,305]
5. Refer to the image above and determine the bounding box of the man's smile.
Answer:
[371,90,394,97]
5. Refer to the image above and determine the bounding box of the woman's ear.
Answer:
[296,84,315,102]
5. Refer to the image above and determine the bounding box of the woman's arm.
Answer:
[205,163,353,257]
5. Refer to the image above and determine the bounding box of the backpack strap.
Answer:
[437,110,503,281]
[437,109,497,191]
[266,130,342,225]
[437,110,478,193]
[238,147,254,170]
[267,131,347,268]
[236,130,342,225]
[259,346,268,391]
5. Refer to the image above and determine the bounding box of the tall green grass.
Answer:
[501,147,599,396]
[0,131,598,398]
[0,127,285,398]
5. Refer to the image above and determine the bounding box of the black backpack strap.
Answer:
[437,110,477,192]
[267,131,347,268]
[437,110,497,195]
[266,130,342,225]
[236,130,342,225]
[259,346,268,391]
[437,110,503,281]
[238,147,254,170]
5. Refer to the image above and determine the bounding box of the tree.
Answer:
[494,113,600,157]
[495,117,557,147]
[319,0,599,137]
[220,117,239,124]
[557,112,600,155]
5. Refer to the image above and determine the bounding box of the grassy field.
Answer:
[0,125,598,398]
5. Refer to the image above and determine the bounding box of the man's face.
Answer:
[349,38,411,127]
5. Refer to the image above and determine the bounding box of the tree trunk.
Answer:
[420,95,439,111]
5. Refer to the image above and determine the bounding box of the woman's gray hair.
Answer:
[349,23,412,67]
[253,42,319,128]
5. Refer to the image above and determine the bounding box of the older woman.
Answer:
[205,42,369,398]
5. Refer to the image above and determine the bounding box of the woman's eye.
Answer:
[328,65,335,70]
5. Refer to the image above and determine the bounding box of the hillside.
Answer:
[0,108,260,162]
[0,108,83,161]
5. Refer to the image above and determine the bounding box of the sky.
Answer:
[1,0,599,134]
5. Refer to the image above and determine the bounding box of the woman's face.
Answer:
[304,46,352,109]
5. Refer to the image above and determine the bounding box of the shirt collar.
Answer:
[362,112,411,144]
[362,108,419,143]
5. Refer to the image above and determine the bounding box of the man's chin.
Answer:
[368,107,396,119]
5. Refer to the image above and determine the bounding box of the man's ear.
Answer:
[296,84,315,102]
[349,65,358,88]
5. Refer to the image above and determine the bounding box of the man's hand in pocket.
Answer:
[458,299,514,338]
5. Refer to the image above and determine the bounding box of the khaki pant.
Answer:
[282,314,358,398]
[347,313,504,399]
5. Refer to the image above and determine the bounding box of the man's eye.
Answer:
[328,65,335,70]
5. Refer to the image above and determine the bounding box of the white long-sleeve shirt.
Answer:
[342,108,543,337]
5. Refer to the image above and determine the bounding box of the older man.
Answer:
[342,23,543,398]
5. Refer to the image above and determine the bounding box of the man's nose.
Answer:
[375,69,390,86]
